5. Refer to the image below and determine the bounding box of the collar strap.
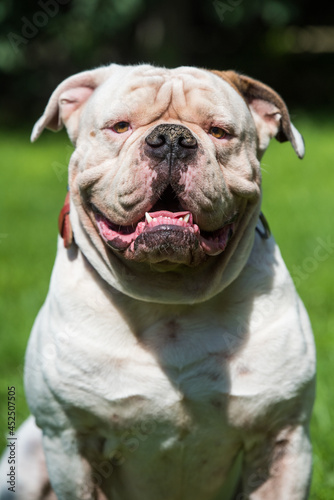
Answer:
[256,212,271,239]
[58,192,73,248]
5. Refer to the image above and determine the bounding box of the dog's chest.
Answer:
[86,317,239,499]
[52,312,243,497]
[62,312,238,422]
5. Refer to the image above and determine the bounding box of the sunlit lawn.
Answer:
[0,115,333,498]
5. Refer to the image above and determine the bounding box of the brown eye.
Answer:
[112,121,130,133]
[209,126,227,139]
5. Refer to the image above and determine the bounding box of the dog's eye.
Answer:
[112,122,131,134]
[209,126,227,139]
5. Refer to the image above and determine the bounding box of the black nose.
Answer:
[145,124,198,162]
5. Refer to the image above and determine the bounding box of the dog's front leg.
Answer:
[241,424,312,499]
[42,428,97,500]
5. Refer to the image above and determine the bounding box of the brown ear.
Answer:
[31,66,112,143]
[211,70,305,159]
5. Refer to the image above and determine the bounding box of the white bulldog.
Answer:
[1,64,316,500]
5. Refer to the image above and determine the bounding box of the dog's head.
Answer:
[32,64,303,303]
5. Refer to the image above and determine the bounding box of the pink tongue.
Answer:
[199,224,233,256]
[96,216,136,248]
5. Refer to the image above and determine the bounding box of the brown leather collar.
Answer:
[58,192,73,248]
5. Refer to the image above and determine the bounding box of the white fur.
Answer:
[20,234,315,500]
[0,65,315,500]
[290,122,306,159]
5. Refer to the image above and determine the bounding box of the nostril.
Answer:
[179,136,197,149]
[145,124,198,163]
[145,134,166,148]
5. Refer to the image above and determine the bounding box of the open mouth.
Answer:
[93,208,236,257]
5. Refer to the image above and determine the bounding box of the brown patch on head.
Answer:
[210,70,291,143]
[209,69,304,158]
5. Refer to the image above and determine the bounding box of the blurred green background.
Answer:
[1,1,334,498]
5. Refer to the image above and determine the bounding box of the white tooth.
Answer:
[183,214,190,223]
[145,212,153,223]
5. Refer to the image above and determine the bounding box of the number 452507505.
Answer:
[7,386,16,435]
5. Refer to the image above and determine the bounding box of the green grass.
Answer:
[0,128,71,446]
[0,116,333,498]
[261,114,334,499]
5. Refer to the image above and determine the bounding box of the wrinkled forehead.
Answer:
[88,65,250,125]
